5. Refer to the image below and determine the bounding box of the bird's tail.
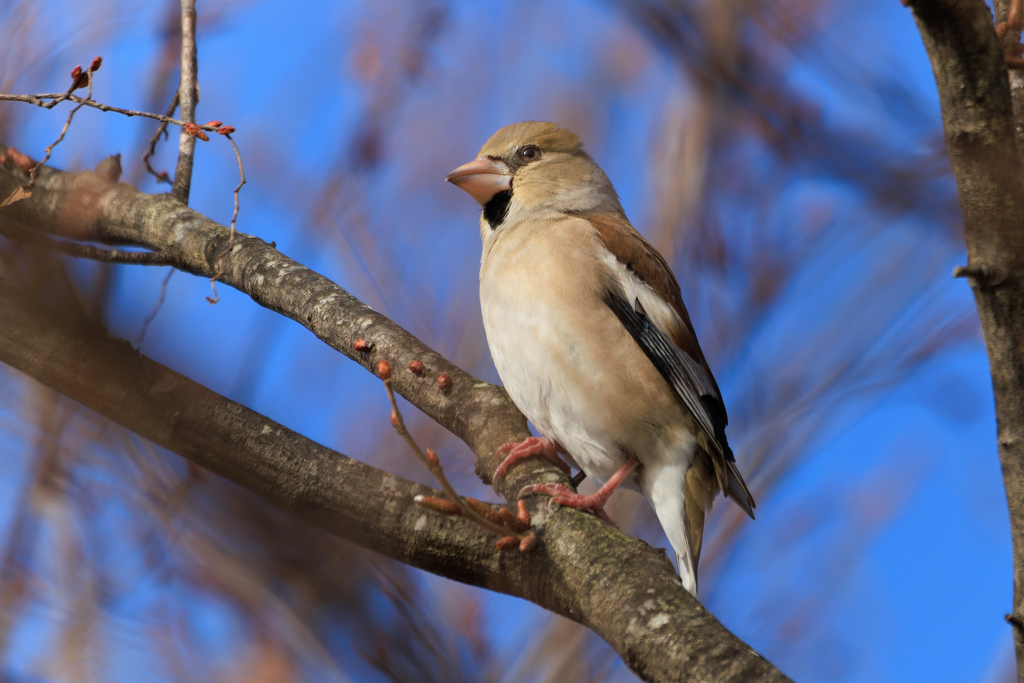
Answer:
[641,458,701,597]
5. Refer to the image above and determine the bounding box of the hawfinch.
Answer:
[446,121,755,595]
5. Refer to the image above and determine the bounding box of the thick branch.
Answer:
[910,1,1024,678]
[0,144,538,500]
[0,280,788,683]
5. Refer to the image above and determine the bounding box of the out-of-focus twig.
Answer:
[172,0,198,204]
[136,269,175,346]
[27,62,98,186]
[206,132,245,305]
[0,223,174,265]
[0,92,225,132]
[142,92,178,186]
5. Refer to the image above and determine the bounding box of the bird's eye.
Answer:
[517,145,540,162]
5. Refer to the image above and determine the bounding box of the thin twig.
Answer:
[142,92,179,186]
[172,0,199,204]
[29,63,85,112]
[136,269,175,345]
[25,72,94,191]
[0,61,103,207]
[0,225,174,265]
[0,93,224,132]
[378,361,524,540]
[206,134,245,305]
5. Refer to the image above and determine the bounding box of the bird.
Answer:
[445,121,755,596]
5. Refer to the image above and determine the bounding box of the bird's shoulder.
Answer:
[579,212,713,373]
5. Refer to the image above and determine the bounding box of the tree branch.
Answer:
[0,142,538,497]
[172,0,198,204]
[0,150,790,681]
[909,1,1024,678]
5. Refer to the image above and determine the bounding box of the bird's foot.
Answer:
[520,460,637,528]
[492,436,571,493]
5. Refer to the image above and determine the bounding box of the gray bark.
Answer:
[911,1,1024,678]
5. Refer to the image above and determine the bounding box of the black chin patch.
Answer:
[483,189,512,230]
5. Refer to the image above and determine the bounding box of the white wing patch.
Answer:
[597,248,721,445]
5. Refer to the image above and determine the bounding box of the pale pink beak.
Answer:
[445,157,511,206]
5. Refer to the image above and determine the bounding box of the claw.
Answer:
[520,460,637,528]
[492,436,571,494]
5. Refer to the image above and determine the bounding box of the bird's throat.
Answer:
[484,189,512,229]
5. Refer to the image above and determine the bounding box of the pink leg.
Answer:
[520,460,638,528]
[492,437,571,493]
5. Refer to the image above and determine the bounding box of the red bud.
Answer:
[414,495,461,515]
[217,125,236,135]
[377,359,391,380]
[69,65,89,90]
[204,120,223,128]
[518,533,537,553]
[499,507,528,533]
[437,373,452,393]
[495,536,518,551]
[353,338,373,351]
[466,497,503,525]
[408,359,424,374]
[517,500,531,526]
[183,122,209,141]
[89,56,102,72]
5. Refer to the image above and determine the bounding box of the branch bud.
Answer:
[377,359,391,380]
[499,507,528,533]
[517,499,531,526]
[183,122,209,141]
[495,536,519,551]
[465,497,503,526]
[70,65,89,90]
[414,495,461,515]
[518,533,537,553]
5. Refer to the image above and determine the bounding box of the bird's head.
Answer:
[446,121,622,232]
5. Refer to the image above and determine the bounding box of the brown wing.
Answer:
[587,213,724,404]
[586,212,755,518]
